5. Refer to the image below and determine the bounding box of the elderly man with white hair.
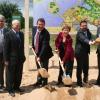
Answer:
[3,19,25,97]
[0,14,9,92]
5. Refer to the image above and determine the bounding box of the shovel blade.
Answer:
[62,76,72,85]
[38,68,49,78]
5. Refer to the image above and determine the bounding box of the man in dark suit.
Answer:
[32,18,53,87]
[96,20,100,86]
[3,20,25,97]
[75,20,94,87]
[0,14,9,92]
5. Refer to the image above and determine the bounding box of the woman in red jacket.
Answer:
[55,25,74,85]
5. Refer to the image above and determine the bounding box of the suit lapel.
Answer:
[87,30,91,40]
[18,31,22,43]
[39,28,45,43]
[11,30,19,43]
[3,28,8,35]
[33,26,37,36]
[12,30,22,48]
[11,30,16,37]
[83,30,90,39]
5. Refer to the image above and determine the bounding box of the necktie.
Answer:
[0,29,2,34]
[16,32,21,45]
[35,32,39,53]
[84,31,87,37]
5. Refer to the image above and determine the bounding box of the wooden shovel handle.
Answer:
[55,50,66,73]
[32,48,42,68]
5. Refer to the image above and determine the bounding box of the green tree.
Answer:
[0,2,24,28]
[29,16,33,28]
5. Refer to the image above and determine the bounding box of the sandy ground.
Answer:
[0,51,100,100]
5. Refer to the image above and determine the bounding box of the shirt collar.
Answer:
[12,29,19,34]
[84,31,87,34]
[0,28,4,31]
[36,29,41,33]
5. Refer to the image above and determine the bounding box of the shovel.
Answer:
[55,50,72,85]
[32,48,49,78]
[95,38,100,43]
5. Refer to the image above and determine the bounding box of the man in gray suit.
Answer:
[0,14,9,92]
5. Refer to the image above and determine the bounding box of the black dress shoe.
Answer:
[0,86,5,92]
[56,82,63,85]
[32,82,42,88]
[33,82,40,86]
[77,83,83,87]
[41,83,47,87]
[95,82,100,86]
[9,92,15,97]
[83,78,88,84]
[15,88,25,93]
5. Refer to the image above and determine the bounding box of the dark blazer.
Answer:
[96,25,100,54]
[3,30,26,63]
[75,28,92,55]
[3,28,9,36]
[32,26,53,61]
[55,32,74,63]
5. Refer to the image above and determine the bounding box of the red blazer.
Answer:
[55,32,74,63]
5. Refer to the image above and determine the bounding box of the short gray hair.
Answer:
[12,20,20,25]
[0,14,5,21]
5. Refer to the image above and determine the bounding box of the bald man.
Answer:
[4,20,25,97]
[0,14,9,92]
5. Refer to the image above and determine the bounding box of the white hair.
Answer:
[12,20,20,25]
[0,14,5,21]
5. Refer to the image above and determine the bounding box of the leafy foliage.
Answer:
[0,2,24,28]
[75,0,100,24]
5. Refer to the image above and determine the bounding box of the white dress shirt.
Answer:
[0,28,4,53]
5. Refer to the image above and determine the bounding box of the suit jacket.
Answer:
[3,30,26,64]
[55,32,74,63]
[75,28,92,56]
[32,26,53,61]
[96,25,100,54]
[0,28,9,57]
[3,28,9,36]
